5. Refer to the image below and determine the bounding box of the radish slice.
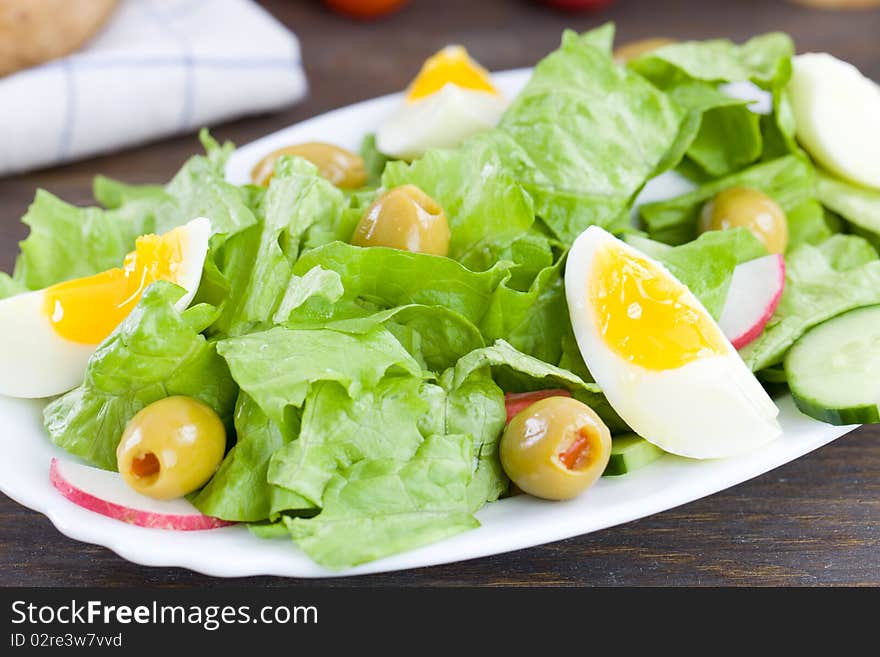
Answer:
[719,254,785,350]
[789,53,880,189]
[49,458,232,531]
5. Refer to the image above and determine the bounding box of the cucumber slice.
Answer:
[785,304,880,425]
[603,433,665,476]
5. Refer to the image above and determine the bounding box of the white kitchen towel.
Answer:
[0,0,306,177]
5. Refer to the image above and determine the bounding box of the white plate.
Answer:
[0,70,860,578]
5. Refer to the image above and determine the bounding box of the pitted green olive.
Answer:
[116,396,226,500]
[500,396,612,501]
[251,142,367,189]
[700,186,789,254]
[351,184,451,256]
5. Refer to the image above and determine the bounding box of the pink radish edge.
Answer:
[726,255,786,350]
[49,458,234,531]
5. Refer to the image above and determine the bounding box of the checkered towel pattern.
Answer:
[0,0,307,177]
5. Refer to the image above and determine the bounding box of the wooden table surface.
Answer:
[1,0,879,587]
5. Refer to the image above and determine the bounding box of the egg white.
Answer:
[376,83,509,160]
[565,226,781,459]
[0,217,211,399]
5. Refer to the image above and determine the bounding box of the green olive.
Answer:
[700,186,789,254]
[251,142,367,189]
[116,396,226,500]
[500,396,612,501]
[351,184,451,256]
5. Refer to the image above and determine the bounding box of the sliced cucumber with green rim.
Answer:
[603,433,665,477]
[785,304,880,425]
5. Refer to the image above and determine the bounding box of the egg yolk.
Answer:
[43,226,190,345]
[406,45,499,102]
[589,244,727,371]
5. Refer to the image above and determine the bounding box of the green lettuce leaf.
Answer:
[495,223,558,291]
[10,191,160,292]
[93,175,169,209]
[285,433,478,570]
[268,349,505,516]
[382,134,537,270]
[192,393,309,521]
[498,28,681,242]
[7,130,255,298]
[347,305,485,373]
[480,256,567,363]
[630,33,794,177]
[217,325,422,432]
[214,157,348,336]
[384,25,681,265]
[816,170,880,248]
[272,266,346,325]
[686,103,762,177]
[359,134,390,187]
[0,273,26,299]
[268,377,438,507]
[786,200,834,250]
[291,242,513,325]
[98,131,255,239]
[639,155,818,245]
[44,282,238,470]
[739,235,880,371]
[630,33,793,89]
[451,339,626,432]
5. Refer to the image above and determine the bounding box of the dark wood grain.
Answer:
[1,0,879,587]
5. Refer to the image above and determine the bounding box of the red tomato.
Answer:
[539,0,615,11]
[324,0,408,20]
[503,389,572,424]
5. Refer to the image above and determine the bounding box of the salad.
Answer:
[1,24,879,571]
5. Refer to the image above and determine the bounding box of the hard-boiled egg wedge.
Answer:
[376,45,509,160]
[789,53,880,189]
[565,227,781,459]
[0,217,210,399]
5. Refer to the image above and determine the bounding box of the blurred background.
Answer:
[2,0,877,293]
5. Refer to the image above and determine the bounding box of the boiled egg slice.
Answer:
[376,45,509,160]
[565,226,781,459]
[0,217,210,399]
[789,53,880,189]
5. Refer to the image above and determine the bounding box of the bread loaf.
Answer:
[0,0,117,77]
